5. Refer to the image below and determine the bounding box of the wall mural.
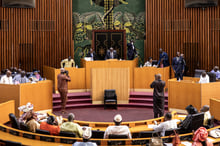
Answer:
[73,0,145,66]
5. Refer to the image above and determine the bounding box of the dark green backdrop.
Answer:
[72,0,145,66]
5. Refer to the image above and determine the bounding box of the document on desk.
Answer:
[148,124,156,129]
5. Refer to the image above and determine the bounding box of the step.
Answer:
[130,92,168,97]
[53,92,91,98]
[129,98,168,103]
[53,98,92,104]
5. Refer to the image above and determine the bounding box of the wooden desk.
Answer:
[43,66,86,92]
[81,58,138,90]
[91,68,130,104]
[0,81,53,117]
[168,77,220,113]
[134,66,170,90]
[210,98,220,121]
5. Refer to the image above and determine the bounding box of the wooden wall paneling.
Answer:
[0,0,73,72]
[145,0,220,76]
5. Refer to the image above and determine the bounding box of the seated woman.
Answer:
[199,72,210,83]
[40,116,60,136]
[144,57,153,67]
[179,104,198,131]
[192,127,213,146]
[25,110,40,133]
[153,112,177,136]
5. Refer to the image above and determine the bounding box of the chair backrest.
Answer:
[108,134,128,139]
[189,112,204,131]
[104,89,116,98]
[91,130,105,139]
[152,60,158,66]
[207,72,216,82]
[139,131,155,138]
[20,122,29,131]
[9,113,20,129]
[36,129,50,135]
[164,128,180,136]
[194,69,206,78]
[5,140,22,146]
[59,131,76,137]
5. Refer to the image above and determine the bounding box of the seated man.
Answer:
[104,114,132,139]
[61,56,75,68]
[13,68,22,83]
[40,116,60,136]
[60,113,83,138]
[199,72,210,83]
[73,127,97,146]
[0,70,13,84]
[210,66,220,80]
[17,71,29,84]
[153,112,177,136]
[105,47,118,60]
[200,105,211,127]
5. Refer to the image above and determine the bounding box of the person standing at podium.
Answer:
[105,47,118,60]
[86,48,96,61]
[57,68,71,114]
[150,74,165,118]
[172,52,185,81]
[61,56,75,68]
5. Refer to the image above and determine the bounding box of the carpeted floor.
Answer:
[53,107,157,122]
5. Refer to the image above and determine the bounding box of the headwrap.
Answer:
[192,127,208,146]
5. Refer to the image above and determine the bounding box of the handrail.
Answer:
[1,123,220,145]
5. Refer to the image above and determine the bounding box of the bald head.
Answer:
[159,48,163,54]
[60,68,65,74]
[6,70,11,77]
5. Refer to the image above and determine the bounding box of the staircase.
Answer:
[53,91,168,111]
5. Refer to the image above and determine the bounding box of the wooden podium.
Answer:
[81,58,138,90]
[91,68,130,104]
[0,80,53,117]
[43,66,86,92]
[134,66,170,90]
[168,77,220,113]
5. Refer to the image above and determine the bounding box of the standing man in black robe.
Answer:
[150,74,166,118]
[127,40,137,60]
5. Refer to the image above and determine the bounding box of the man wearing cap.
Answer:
[61,56,75,68]
[105,47,118,60]
[150,74,166,118]
[57,68,71,114]
[60,113,83,137]
[72,127,97,146]
[104,114,132,139]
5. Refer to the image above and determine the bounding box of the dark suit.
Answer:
[86,52,96,60]
[158,52,169,67]
[127,43,137,60]
[105,50,118,60]
[150,79,166,118]
[172,56,185,80]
